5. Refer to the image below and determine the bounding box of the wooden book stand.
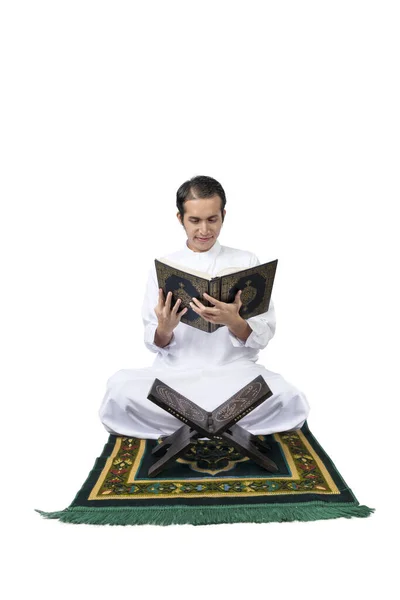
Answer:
[147,375,279,477]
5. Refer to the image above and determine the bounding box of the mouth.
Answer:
[196,236,212,242]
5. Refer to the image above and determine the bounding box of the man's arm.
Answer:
[227,317,253,343]
[141,266,177,355]
[154,328,174,348]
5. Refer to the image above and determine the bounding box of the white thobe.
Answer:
[99,239,310,438]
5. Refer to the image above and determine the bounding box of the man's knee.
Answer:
[275,380,310,421]
[106,368,143,390]
[268,375,305,402]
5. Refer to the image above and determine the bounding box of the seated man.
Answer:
[99,175,310,439]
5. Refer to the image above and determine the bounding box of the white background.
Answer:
[2,1,399,598]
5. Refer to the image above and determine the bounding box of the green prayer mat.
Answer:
[36,421,374,526]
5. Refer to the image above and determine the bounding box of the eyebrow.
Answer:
[188,214,219,219]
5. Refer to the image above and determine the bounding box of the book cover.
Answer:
[147,375,272,436]
[210,375,273,434]
[147,378,212,437]
[154,258,278,333]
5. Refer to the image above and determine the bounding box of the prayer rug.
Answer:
[36,421,374,526]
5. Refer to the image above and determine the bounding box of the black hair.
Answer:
[176,175,226,223]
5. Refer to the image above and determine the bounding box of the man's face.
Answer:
[177,195,226,253]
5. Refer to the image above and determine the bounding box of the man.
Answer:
[99,176,310,438]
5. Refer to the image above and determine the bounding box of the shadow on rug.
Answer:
[36,421,374,526]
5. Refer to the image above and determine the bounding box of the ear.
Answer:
[177,212,183,225]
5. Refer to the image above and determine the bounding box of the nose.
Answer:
[199,224,209,235]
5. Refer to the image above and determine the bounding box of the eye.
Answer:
[190,218,218,223]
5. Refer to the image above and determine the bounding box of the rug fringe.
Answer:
[35,503,375,526]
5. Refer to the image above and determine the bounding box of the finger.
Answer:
[178,307,188,319]
[172,298,182,313]
[165,290,172,309]
[190,304,207,319]
[189,301,218,315]
[202,292,220,306]
[157,288,164,306]
[192,297,215,310]
[203,311,218,318]
[191,297,203,308]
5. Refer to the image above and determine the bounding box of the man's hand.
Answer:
[189,290,243,328]
[154,289,188,336]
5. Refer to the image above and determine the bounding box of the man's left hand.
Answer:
[189,291,243,327]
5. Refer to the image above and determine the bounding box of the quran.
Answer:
[147,375,273,438]
[154,257,278,333]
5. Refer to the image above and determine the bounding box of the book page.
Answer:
[157,257,243,279]
[215,266,242,276]
[157,257,212,279]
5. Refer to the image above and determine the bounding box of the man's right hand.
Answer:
[154,289,188,339]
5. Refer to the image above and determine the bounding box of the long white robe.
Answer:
[99,239,310,438]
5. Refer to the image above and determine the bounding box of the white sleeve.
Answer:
[141,264,178,356]
[228,253,276,350]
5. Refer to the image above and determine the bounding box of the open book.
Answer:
[147,375,273,437]
[154,257,278,332]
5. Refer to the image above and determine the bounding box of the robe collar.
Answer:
[183,238,222,261]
